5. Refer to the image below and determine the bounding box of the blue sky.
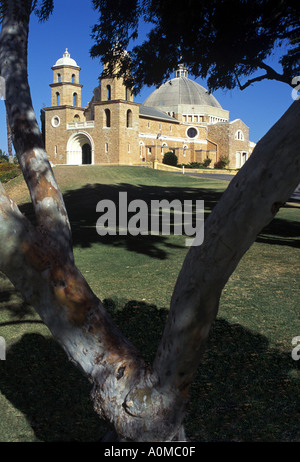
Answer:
[0,0,296,154]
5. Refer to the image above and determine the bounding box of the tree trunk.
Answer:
[0,0,186,442]
[153,101,300,390]
[0,0,300,442]
[6,110,13,163]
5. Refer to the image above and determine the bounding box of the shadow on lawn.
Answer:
[256,216,300,249]
[0,299,299,442]
[19,182,300,260]
[19,182,223,259]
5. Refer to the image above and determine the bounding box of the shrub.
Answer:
[203,158,212,167]
[214,156,230,169]
[0,163,21,183]
[0,153,9,163]
[188,162,202,168]
[162,151,178,166]
[178,160,212,169]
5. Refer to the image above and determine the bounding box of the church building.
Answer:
[42,49,252,169]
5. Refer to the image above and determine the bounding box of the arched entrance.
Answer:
[67,132,94,165]
[82,144,92,164]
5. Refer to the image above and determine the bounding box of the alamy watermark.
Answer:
[291,76,300,101]
[96,192,204,246]
[0,336,6,360]
[292,336,300,361]
[0,76,6,100]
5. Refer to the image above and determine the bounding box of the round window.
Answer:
[51,116,60,128]
[187,127,198,138]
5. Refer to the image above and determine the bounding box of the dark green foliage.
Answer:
[203,158,212,167]
[32,0,54,22]
[0,157,21,182]
[0,149,8,163]
[178,160,212,169]
[0,0,54,23]
[91,0,300,93]
[162,151,178,166]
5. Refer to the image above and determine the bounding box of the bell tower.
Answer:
[100,51,133,102]
[50,49,83,107]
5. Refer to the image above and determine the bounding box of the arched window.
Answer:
[235,129,244,141]
[105,109,111,127]
[72,74,75,83]
[57,73,61,83]
[56,92,60,106]
[161,142,168,156]
[107,85,111,100]
[73,93,78,107]
[126,109,132,128]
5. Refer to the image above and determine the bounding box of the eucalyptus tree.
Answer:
[0,0,299,442]
[91,0,300,93]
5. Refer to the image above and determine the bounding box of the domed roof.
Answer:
[53,49,79,68]
[143,66,222,110]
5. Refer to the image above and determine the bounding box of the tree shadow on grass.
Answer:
[0,299,299,442]
[19,182,222,260]
[256,216,300,249]
[18,182,300,261]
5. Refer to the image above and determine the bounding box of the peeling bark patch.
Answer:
[21,239,50,272]
[22,149,69,224]
[116,366,126,380]
[94,352,105,364]
[53,279,66,288]
[50,265,95,326]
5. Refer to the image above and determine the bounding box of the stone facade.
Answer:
[42,51,254,169]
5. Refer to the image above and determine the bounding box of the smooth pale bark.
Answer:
[0,0,300,443]
[0,184,184,441]
[153,100,300,391]
[0,0,73,260]
[0,0,186,442]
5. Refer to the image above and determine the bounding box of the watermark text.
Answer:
[0,336,6,360]
[96,192,204,246]
[292,336,300,361]
[0,76,5,100]
[291,76,300,101]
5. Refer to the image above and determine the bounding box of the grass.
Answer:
[0,165,299,442]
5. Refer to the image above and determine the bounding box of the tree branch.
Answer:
[0,0,187,442]
[0,0,73,259]
[257,61,291,84]
[235,60,291,90]
[153,100,300,393]
[235,71,270,90]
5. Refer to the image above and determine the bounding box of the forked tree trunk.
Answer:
[0,0,300,442]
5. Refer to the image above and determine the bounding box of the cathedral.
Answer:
[42,49,252,169]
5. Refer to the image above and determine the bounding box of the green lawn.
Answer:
[0,165,299,441]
